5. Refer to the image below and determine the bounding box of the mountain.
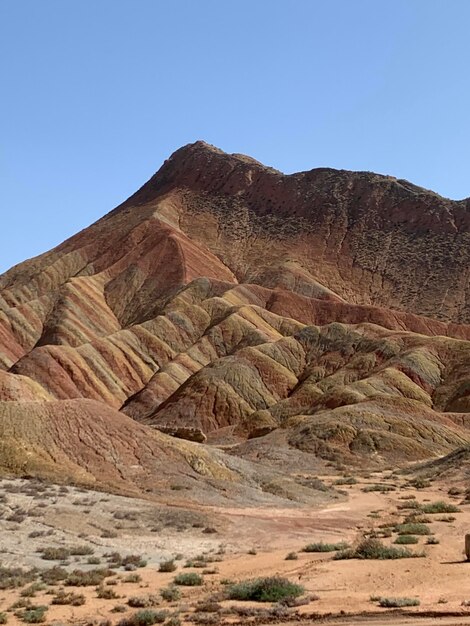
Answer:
[1,141,470,492]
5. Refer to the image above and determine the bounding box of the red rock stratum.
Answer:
[1,141,470,491]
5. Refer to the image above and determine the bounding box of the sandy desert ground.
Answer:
[2,470,470,625]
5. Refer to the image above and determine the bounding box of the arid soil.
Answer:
[2,470,470,625]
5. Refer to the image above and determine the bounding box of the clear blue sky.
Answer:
[1,0,470,273]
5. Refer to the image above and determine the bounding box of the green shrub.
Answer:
[396,523,431,536]
[394,535,418,545]
[285,552,298,560]
[334,538,423,560]
[227,576,304,602]
[379,597,420,607]
[19,606,48,623]
[0,613,7,624]
[420,501,460,514]
[302,541,349,553]
[173,572,203,586]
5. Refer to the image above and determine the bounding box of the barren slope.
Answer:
[1,141,470,490]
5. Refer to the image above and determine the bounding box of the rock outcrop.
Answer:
[1,141,470,490]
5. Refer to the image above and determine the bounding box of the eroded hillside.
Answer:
[1,141,470,492]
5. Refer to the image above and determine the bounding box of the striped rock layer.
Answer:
[1,141,470,490]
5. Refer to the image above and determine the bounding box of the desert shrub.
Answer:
[113,510,138,521]
[396,523,431,536]
[107,553,147,569]
[127,594,159,608]
[102,529,118,538]
[362,484,395,493]
[195,600,222,613]
[448,487,461,496]
[166,617,181,626]
[408,478,431,489]
[40,566,67,584]
[7,511,26,523]
[0,567,37,590]
[397,500,421,510]
[420,501,460,514]
[64,568,113,586]
[402,514,431,524]
[174,572,203,586]
[70,545,94,556]
[19,605,48,623]
[11,598,33,610]
[189,614,219,624]
[227,576,304,602]
[437,515,456,523]
[426,537,440,545]
[0,613,6,624]
[86,556,101,565]
[123,573,142,583]
[302,541,349,553]
[379,597,420,607]
[285,552,298,560]
[333,476,357,485]
[39,547,70,561]
[184,559,207,568]
[28,531,51,539]
[20,583,45,598]
[160,586,181,602]
[394,535,418,545]
[51,590,86,606]
[334,538,423,560]
[97,585,119,599]
[118,610,168,625]
[158,560,177,573]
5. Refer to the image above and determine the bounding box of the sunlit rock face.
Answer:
[1,141,470,488]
